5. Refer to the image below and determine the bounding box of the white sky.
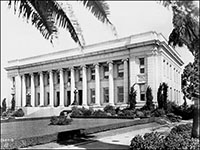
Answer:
[1,1,194,100]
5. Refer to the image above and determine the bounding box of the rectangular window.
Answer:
[104,65,109,79]
[47,74,49,85]
[37,74,40,86]
[139,58,145,74]
[117,86,124,103]
[91,67,95,80]
[68,71,71,83]
[117,64,124,77]
[79,69,83,81]
[12,77,15,88]
[57,72,60,84]
[37,93,40,106]
[90,89,95,104]
[103,87,109,103]
[47,92,50,105]
[140,84,146,101]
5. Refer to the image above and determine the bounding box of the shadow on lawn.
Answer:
[57,134,129,150]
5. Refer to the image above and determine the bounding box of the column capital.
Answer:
[122,58,129,62]
[30,72,35,76]
[107,60,113,65]
[93,63,100,67]
[69,66,75,71]
[81,64,88,69]
[38,71,44,75]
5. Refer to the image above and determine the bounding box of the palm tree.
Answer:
[160,0,199,138]
[8,0,115,47]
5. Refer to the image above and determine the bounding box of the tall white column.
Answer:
[59,69,65,107]
[15,75,22,107]
[22,74,26,106]
[108,61,114,105]
[6,77,13,108]
[30,73,35,107]
[123,58,129,103]
[82,65,88,106]
[70,67,75,105]
[49,70,54,107]
[40,72,44,106]
[95,63,100,106]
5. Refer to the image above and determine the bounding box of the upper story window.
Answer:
[103,65,109,79]
[67,71,71,83]
[79,69,82,81]
[117,63,124,77]
[103,87,109,103]
[12,77,15,88]
[57,72,60,84]
[91,67,95,80]
[139,58,145,74]
[37,74,40,86]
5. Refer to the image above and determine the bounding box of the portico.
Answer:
[5,31,184,113]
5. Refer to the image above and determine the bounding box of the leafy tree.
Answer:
[129,84,137,109]
[157,83,164,109]
[157,83,168,111]
[161,1,199,138]
[7,0,116,46]
[145,86,154,110]
[11,97,16,111]
[2,98,7,112]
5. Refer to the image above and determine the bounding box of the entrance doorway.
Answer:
[56,92,60,106]
[67,91,71,106]
[78,90,82,105]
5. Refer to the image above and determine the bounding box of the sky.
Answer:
[1,1,195,101]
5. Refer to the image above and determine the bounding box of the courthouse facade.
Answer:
[5,31,184,111]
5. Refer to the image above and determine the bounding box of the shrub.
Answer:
[151,108,165,117]
[2,98,7,112]
[135,110,144,118]
[129,84,137,109]
[70,107,83,117]
[145,86,154,110]
[50,115,73,125]
[12,108,24,117]
[157,83,168,111]
[11,97,15,111]
[81,107,93,116]
[103,105,115,115]
[118,109,135,118]
[93,110,107,117]
[172,104,194,120]
[166,113,182,122]
[130,132,165,150]
[130,124,200,150]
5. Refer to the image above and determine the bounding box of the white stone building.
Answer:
[5,31,184,116]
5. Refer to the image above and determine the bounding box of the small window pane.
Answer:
[103,88,109,103]
[117,86,124,103]
[140,94,145,101]
[90,89,95,104]
[139,58,145,65]
[118,64,124,77]
[104,66,109,79]
[79,70,82,81]
[91,67,95,80]
[140,68,145,73]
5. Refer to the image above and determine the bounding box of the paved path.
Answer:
[1,118,137,140]
[24,122,162,149]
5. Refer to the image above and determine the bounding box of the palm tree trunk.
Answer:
[191,96,200,138]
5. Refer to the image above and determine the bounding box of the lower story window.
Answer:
[103,87,109,103]
[117,86,124,103]
[90,89,95,104]
[140,84,146,101]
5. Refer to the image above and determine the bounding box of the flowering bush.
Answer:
[11,108,24,117]
[93,110,107,117]
[151,108,165,117]
[103,105,116,115]
[130,123,200,150]
[50,115,73,125]
[118,109,135,118]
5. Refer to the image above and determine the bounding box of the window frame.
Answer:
[103,87,109,103]
[117,86,124,103]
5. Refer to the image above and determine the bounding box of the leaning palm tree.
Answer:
[8,0,115,47]
[160,0,199,138]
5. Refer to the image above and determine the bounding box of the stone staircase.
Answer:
[24,106,72,118]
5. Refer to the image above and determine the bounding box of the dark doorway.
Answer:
[37,93,40,106]
[47,92,50,106]
[78,90,82,105]
[57,92,60,107]
[67,91,71,106]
